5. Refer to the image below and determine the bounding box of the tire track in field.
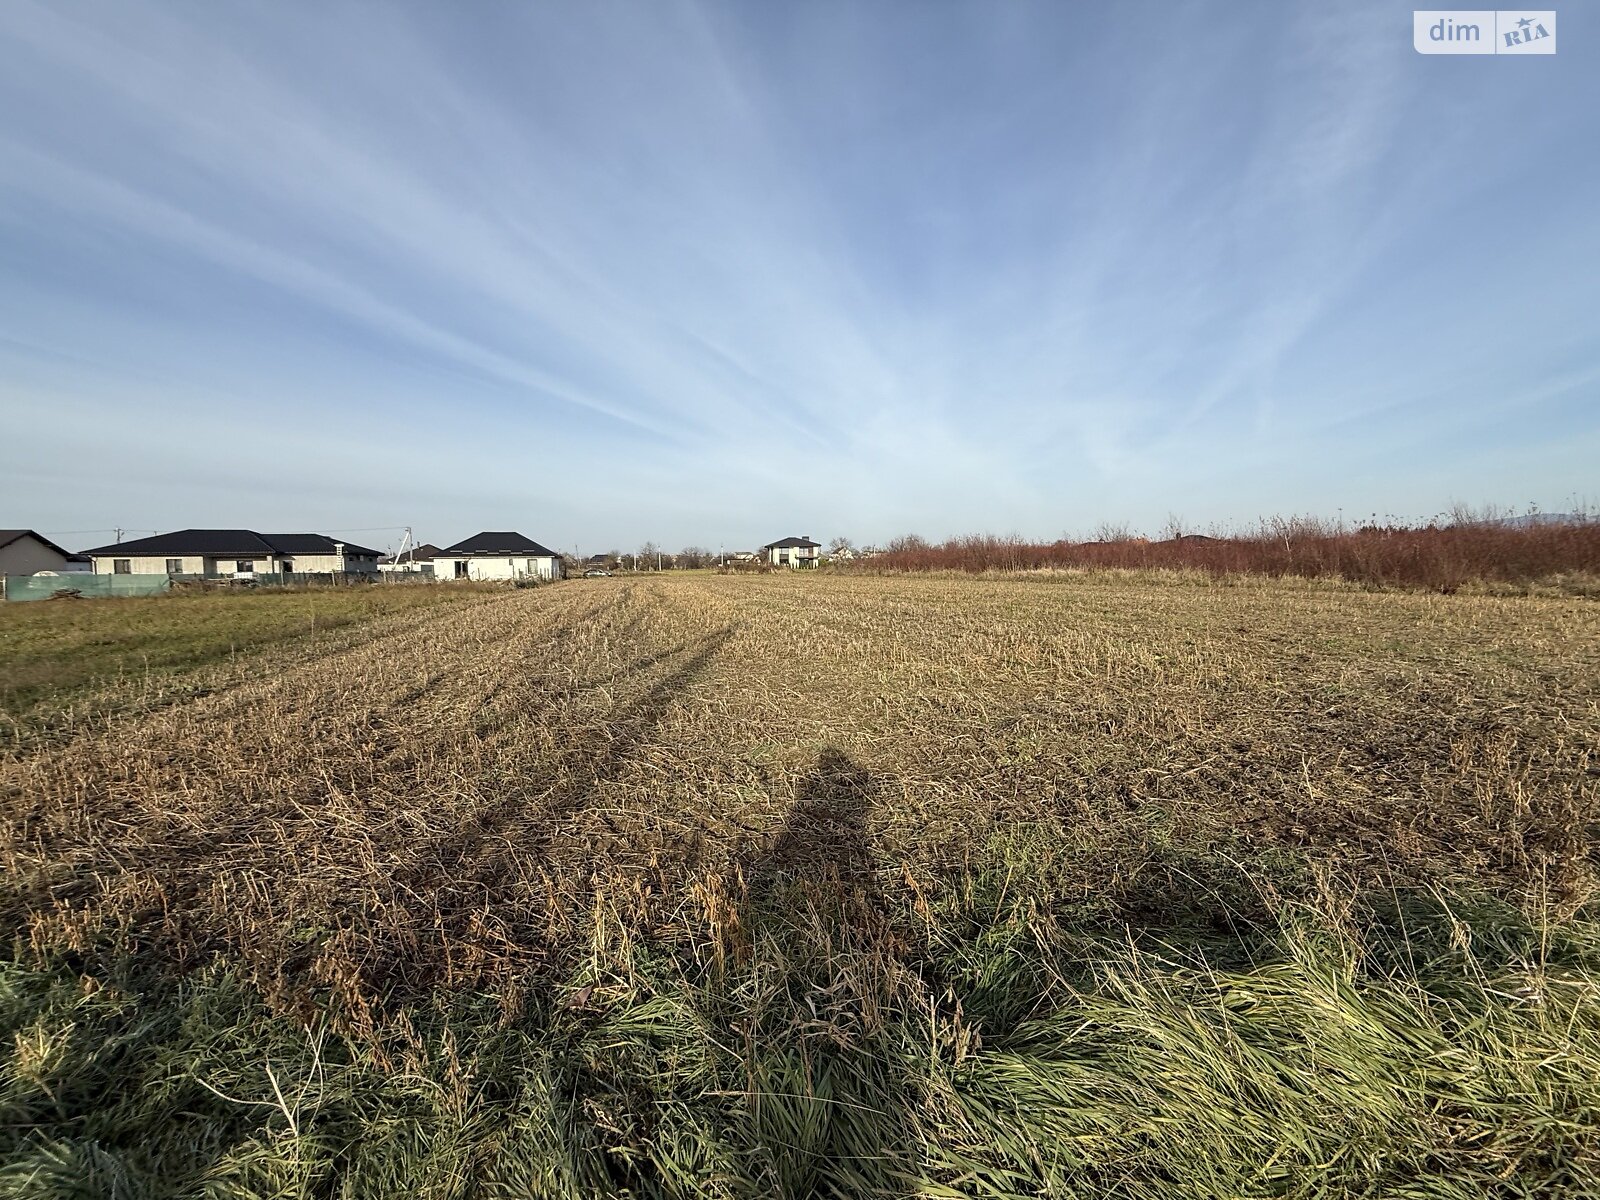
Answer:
[0,580,744,993]
[4,586,608,830]
[1,587,614,928]
[0,590,516,760]
[365,619,742,992]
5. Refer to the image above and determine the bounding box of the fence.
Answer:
[3,573,174,602]
[1,569,432,602]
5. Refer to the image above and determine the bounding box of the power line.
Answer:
[40,529,157,536]
[44,526,410,537]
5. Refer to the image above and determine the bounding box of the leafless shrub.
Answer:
[848,510,1600,590]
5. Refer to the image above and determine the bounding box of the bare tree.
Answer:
[1091,521,1134,544]
[828,536,854,557]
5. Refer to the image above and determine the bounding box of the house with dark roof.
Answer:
[78,530,381,577]
[433,532,564,582]
[762,535,822,568]
[0,529,90,576]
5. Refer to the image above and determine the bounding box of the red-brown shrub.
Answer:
[847,515,1600,590]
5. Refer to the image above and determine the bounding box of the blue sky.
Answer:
[2,1,1596,555]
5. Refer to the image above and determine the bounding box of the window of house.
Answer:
[281,561,294,574]
[113,559,130,574]
[455,561,469,578]
[165,558,182,575]
[236,560,253,574]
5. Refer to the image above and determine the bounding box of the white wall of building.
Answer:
[767,544,819,567]
[289,552,378,574]
[435,555,561,581]
[93,554,272,575]
[90,549,379,575]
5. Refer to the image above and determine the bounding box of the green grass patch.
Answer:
[3,884,1598,1198]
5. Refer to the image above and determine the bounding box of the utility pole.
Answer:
[114,527,124,544]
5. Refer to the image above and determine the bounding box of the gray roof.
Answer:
[263,533,380,556]
[440,531,561,557]
[80,529,381,557]
[379,543,444,564]
[763,536,821,549]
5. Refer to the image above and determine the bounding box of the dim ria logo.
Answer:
[1414,10,1555,53]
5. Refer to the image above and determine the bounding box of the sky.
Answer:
[2,1,1596,556]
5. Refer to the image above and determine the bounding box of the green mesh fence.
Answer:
[2,573,174,602]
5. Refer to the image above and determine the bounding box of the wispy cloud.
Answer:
[1,0,1595,549]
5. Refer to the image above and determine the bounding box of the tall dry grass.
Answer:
[852,512,1600,592]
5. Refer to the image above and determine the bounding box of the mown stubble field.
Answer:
[3,573,1599,1197]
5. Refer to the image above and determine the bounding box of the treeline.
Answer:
[585,545,718,570]
[841,513,1600,591]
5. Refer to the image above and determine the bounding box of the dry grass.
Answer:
[0,583,498,753]
[2,573,1599,1196]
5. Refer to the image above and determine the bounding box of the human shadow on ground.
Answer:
[736,747,920,1198]
[745,746,880,904]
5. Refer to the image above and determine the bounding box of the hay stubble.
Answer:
[3,573,1599,1196]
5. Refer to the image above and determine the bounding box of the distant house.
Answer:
[0,529,89,575]
[378,543,443,574]
[762,536,822,568]
[433,532,564,581]
[78,530,381,577]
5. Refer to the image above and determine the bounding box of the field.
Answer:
[0,584,497,752]
[3,573,1599,1197]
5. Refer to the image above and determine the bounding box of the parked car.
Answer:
[583,568,612,578]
